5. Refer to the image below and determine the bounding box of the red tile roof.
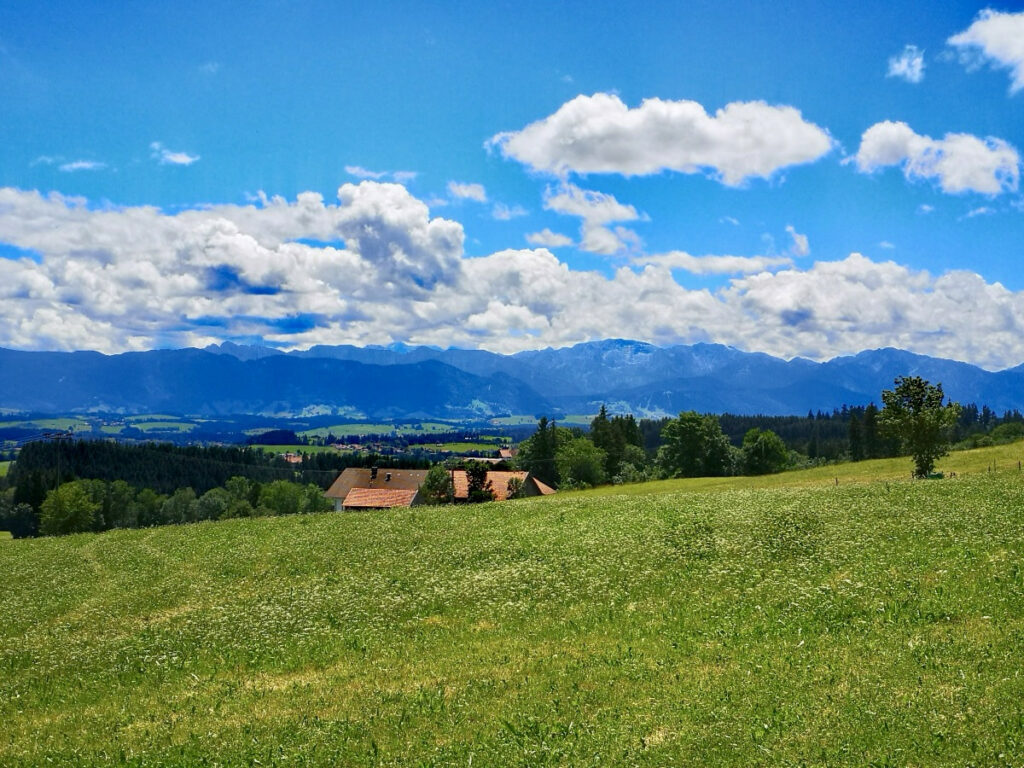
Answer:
[326,468,430,499]
[342,487,418,509]
[532,478,557,495]
[452,470,529,501]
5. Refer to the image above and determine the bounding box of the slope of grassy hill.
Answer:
[2,448,1024,765]
[577,438,1024,497]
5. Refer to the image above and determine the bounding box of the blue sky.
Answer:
[1,1,1023,367]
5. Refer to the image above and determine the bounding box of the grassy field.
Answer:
[576,439,1024,498]
[489,414,538,426]
[125,414,189,422]
[132,421,196,433]
[0,460,9,477]
[434,441,504,453]
[2,450,1024,764]
[300,422,456,439]
[490,413,596,427]
[0,417,92,432]
[250,444,343,456]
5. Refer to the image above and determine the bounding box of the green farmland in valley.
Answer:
[433,441,505,453]
[250,444,344,456]
[0,417,92,432]
[3,445,1024,765]
[132,421,196,433]
[300,422,456,439]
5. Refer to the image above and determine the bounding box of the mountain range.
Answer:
[2,340,1022,419]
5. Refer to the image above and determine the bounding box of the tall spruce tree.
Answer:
[848,412,864,461]
[517,417,559,486]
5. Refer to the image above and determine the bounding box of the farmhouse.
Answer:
[325,467,429,510]
[451,470,555,501]
[325,466,555,510]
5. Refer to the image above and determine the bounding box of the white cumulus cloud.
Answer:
[855,120,1020,195]
[345,165,388,180]
[949,9,1024,94]
[785,225,810,256]
[636,252,793,275]
[59,160,106,172]
[447,181,487,202]
[887,45,925,83]
[345,166,418,183]
[150,142,199,166]
[525,229,574,248]
[966,206,995,218]
[543,182,642,255]
[488,92,834,186]
[492,202,527,220]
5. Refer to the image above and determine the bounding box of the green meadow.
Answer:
[250,444,344,456]
[491,413,596,427]
[576,439,1024,497]
[0,460,9,477]
[131,421,196,433]
[2,445,1024,765]
[299,422,456,439]
[0,417,92,432]
[434,440,507,453]
[489,414,539,426]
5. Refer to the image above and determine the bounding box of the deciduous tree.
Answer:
[879,376,961,478]
[420,465,455,505]
[464,461,495,502]
[741,428,789,475]
[657,411,734,478]
[555,437,607,488]
[39,481,100,536]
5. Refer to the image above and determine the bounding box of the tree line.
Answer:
[515,407,796,489]
[0,475,332,538]
[6,439,430,510]
[517,377,974,489]
[637,400,1021,464]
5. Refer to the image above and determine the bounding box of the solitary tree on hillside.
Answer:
[879,376,961,478]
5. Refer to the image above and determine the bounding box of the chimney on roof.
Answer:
[385,472,392,482]
[370,466,378,480]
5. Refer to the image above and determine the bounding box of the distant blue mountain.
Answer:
[2,341,1022,418]
[279,340,1024,416]
[0,348,547,418]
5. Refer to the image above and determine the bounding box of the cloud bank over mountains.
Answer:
[1,181,1024,370]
